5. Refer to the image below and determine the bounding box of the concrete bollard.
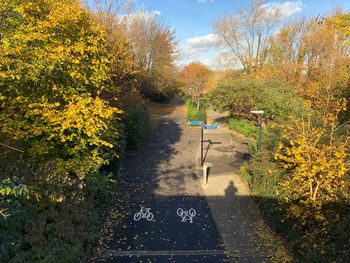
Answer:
[203,163,208,185]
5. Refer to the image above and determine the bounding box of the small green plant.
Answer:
[247,140,258,155]
[239,162,251,183]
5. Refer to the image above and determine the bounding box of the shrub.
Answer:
[209,77,302,120]
[239,150,301,249]
[240,120,350,262]
[273,99,349,260]
[0,0,123,261]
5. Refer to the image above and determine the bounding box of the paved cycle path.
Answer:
[97,100,229,262]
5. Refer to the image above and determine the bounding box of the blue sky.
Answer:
[133,0,350,69]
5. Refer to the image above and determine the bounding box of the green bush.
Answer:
[239,150,300,242]
[209,76,302,120]
[124,106,150,149]
[248,152,285,198]
[186,100,207,122]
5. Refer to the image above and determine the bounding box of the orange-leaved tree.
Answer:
[178,62,212,109]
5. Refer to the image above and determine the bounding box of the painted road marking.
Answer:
[177,208,196,223]
[133,207,155,222]
[102,249,226,257]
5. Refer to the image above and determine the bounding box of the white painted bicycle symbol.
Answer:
[133,207,155,222]
[177,208,196,223]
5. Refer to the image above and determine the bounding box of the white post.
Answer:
[203,163,208,185]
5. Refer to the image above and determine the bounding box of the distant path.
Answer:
[94,99,229,262]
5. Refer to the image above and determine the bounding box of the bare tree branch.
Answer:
[214,0,282,72]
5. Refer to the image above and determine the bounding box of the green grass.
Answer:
[227,118,259,139]
[186,100,206,122]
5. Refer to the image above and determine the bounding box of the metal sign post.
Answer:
[201,125,204,166]
[258,114,262,147]
[187,121,219,167]
[202,125,220,166]
[250,110,264,150]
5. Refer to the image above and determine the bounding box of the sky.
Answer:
[132,0,350,69]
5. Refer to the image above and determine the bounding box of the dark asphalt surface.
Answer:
[97,100,229,263]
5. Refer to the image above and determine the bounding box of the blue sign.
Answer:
[187,121,204,126]
[203,125,220,129]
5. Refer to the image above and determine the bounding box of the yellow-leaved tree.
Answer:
[0,0,121,181]
[0,0,123,261]
[275,97,348,226]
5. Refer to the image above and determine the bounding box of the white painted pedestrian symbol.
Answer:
[177,208,196,223]
[134,207,155,222]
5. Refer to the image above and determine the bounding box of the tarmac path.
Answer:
[97,99,229,262]
[94,100,285,263]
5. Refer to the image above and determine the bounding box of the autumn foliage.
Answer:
[123,9,178,101]
[0,0,125,261]
[178,62,212,106]
[211,2,350,260]
[275,98,348,207]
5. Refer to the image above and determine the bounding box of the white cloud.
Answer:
[176,54,237,70]
[177,34,220,62]
[119,10,161,23]
[176,33,227,69]
[197,0,214,3]
[261,1,303,18]
[186,33,221,50]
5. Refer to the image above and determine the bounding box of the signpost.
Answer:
[203,125,220,129]
[187,121,219,167]
[187,121,204,126]
[201,126,204,166]
[202,125,220,166]
[250,110,264,150]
